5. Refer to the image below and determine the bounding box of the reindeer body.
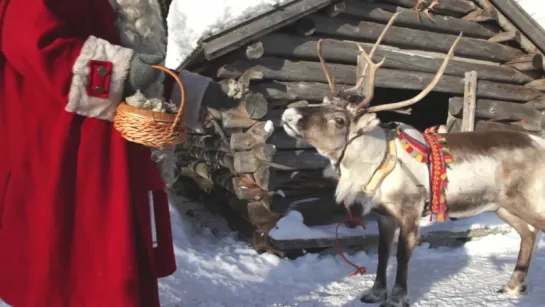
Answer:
[280,13,544,306]
[283,107,545,307]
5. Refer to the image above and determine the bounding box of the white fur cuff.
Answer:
[66,35,134,121]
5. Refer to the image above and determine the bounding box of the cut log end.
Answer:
[245,41,265,59]
[244,92,269,119]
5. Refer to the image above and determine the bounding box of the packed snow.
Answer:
[165,0,295,69]
[269,210,511,241]
[154,194,545,307]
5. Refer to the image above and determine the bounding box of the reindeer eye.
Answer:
[334,117,345,126]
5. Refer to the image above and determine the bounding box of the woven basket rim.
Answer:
[116,102,178,123]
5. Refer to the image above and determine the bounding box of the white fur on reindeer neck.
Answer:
[335,114,397,206]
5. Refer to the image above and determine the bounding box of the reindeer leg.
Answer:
[380,211,420,307]
[495,208,538,295]
[360,212,397,304]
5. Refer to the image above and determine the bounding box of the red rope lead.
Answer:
[335,214,367,277]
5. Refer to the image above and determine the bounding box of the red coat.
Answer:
[0,0,176,306]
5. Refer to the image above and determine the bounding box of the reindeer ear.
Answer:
[323,96,332,105]
[353,112,380,134]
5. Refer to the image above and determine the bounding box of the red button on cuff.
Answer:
[86,60,113,98]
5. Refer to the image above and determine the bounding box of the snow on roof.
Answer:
[514,0,545,32]
[165,0,295,69]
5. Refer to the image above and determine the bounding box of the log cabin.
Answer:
[165,0,545,253]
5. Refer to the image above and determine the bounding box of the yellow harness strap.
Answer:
[362,131,398,194]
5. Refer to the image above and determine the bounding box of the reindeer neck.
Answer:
[337,125,388,181]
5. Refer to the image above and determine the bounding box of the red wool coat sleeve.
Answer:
[0,0,176,306]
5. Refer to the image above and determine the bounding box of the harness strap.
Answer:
[362,130,397,194]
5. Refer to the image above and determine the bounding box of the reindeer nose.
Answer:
[281,108,303,125]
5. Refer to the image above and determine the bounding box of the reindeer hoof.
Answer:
[497,284,527,295]
[360,287,387,304]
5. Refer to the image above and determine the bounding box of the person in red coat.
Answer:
[0,0,234,306]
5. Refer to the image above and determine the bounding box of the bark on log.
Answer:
[449,118,530,133]
[462,7,498,23]
[505,53,543,72]
[309,14,522,62]
[487,30,521,44]
[342,1,496,39]
[525,96,545,110]
[383,0,476,15]
[182,147,234,170]
[236,34,533,84]
[183,134,228,151]
[525,79,545,92]
[474,0,538,54]
[234,147,330,173]
[254,167,336,191]
[218,60,541,102]
[449,97,542,129]
[230,121,275,150]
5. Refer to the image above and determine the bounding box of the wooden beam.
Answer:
[474,0,538,54]
[487,30,521,44]
[342,1,496,39]
[525,96,545,110]
[383,0,476,16]
[229,121,275,151]
[489,0,545,55]
[449,97,543,129]
[462,7,498,23]
[461,71,478,132]
[505,53,543,72]
[309,14,522,62]
[234,147,330,173]
[525,79,545,92]
[244,34,532,84]
[217,61,542,102]
[449,118,531,134]
[201,0,342,60]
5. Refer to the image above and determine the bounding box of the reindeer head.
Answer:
[282,13,462,161]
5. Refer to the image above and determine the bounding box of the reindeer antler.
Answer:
[366,33,463,113]
[317,39,337,96]
[344,12,401,96]
[354,45,386,109]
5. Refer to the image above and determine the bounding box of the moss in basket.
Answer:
[126,90,178,114]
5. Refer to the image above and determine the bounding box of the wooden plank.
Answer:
[505,53,543,71]
[309,14,522,62]
[462,7,498,23]
[382,0,476,16]
[525,79,545,92]
[243,33,533,84]
[201,0,341,60]
[474,0,538,54]
[217,62,541,102]
[449,97,542,129]
[342,1,496,39]
[489,0,545,55]
[461,71,478,131]
[234,147,330,173]
[487,30,521,44]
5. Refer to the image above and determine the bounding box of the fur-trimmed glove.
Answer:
[123,53,164,97]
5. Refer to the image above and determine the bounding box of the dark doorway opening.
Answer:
[371,88,450,131]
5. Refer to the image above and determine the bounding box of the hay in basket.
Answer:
[113,65,187,149]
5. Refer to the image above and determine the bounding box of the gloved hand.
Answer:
[171,70,240,129]
[123,53,164,97]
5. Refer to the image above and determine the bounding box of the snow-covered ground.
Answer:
[158,196,545,307]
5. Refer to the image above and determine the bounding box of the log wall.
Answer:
[173,0,545,250]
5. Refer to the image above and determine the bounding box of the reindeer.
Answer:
[281,13,545,307]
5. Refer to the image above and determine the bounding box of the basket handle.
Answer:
[151,65,187,132]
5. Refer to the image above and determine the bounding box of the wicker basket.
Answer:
[113,65,187,148]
